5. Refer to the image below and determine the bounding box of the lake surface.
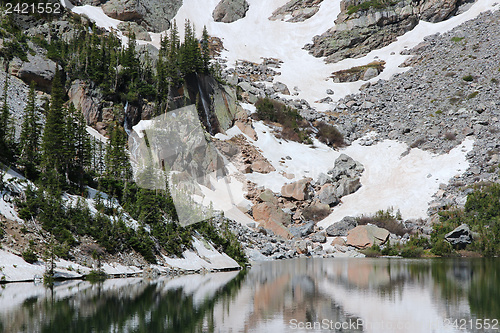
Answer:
[0,258,498,333]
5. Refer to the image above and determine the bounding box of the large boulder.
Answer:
[102,0,142,21]
[419,0,460,23]
[302,203,330,222]
[346,225,390,249]
[445,224,472,249]
[252,202,292,226]
[326,216,357,237]
[102,0,182,32]
[329,153,364,180]
[11,53,59,92]
[317,183,339,206]
[212,0,250,23]
[281,178,311,201]
[335,176,361,198]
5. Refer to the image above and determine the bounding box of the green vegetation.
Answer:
[358,209,408,236]
[316,122,345,148]
[85,270,107,283]
[432,184,500,257]
[347,0,397,15]
[22,248,38,264]
[467,91,479,99]
[462,74,474,82]
[254,97,312,144]
[451,36,466,42]
[254,97,344,148]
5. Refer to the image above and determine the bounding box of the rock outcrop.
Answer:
[102,0,182,32]
[212,0,250,23]
[269,0,323,23]
[445,224,472,248]
[305,0,464,63]
[10,52,60,92]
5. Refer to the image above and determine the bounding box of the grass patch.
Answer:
[451,37,465,42]
[346,0,396,15]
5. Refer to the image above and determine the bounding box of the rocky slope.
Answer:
[305,0,475,63]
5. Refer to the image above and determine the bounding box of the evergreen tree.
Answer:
[73,104,91,190]
[19,83,41,178]
[104,121,132,195]
[0,73,14,160]
[201,26,211,74]
[41,68,66,192]
[180,20,202,76]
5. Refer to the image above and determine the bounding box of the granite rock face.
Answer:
[212,0,250,23]
[305,0,464,63]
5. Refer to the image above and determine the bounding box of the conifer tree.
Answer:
[19,83,41,178]
[0,73,14,160]
[201,26,211,74]
[104,121,132,184]
[72,104,91,191]
[41,68,66,192]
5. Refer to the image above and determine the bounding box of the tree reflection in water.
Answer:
[0,258,498,333]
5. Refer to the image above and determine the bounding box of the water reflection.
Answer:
[0,258,498,333]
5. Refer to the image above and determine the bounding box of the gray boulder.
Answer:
[326,216,357,237]
[310,232,327,244]
[318,183,339,206]
[445,224,472,248]
[335,176,361,198]
[212,0,249,23]
[289,221,315,238]
[12,53,60,92]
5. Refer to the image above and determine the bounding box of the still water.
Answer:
[0,258,498,333]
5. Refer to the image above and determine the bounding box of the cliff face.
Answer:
[304,0,471,63]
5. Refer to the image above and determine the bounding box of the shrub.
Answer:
[462,75,473,82]
[467,91,479,99]
[254,97,311,144]
[22,249,38,264]
[410,137,426,148]
[407,235,431,249]
[361,244,381,257]
[444,132,456,141]
[400,246,424,258]
[381,243,399,256]
[316,122,345,148]
[431,239,455,257]
[358,209,408,236]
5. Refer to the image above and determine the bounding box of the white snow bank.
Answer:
[317,138,473,227]
[162,236,240,271]
[215,119,473,225]
[0,248,88,283]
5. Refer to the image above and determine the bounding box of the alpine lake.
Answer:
[0,257,498,333]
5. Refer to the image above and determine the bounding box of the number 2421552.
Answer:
[4,2,62,15]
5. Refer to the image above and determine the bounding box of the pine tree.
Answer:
[201,26,211,74]
[72,104,91,191]
[0,73,14,160]
[19,83,41,178]
[104,121,132,185]
[41,68,66,192]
